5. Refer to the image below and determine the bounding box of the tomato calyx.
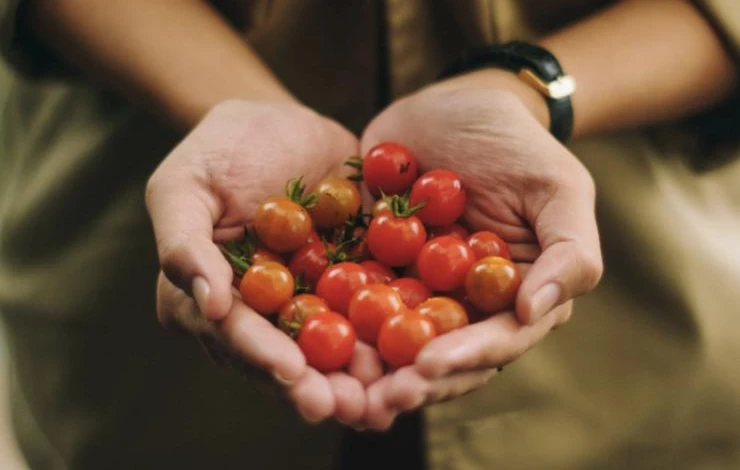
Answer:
[294,273,311,295]
[381,191,426,218]
[220,229,261,277]
[285,177,318,209]
[278,305,309,339]
[344,156,364,182]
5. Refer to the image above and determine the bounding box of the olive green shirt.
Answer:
[1,1,740,469]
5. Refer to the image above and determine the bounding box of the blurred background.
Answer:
[1,61,28,470]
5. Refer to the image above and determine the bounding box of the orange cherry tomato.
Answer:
[308,176,362,229]
[239,261,295,315]
[464,256,521,314]
[348,284,407,345]
[416,297,469,335]
[254,196,313,253]
[377,311,436,369]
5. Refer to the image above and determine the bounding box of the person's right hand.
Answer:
[145,100,380,425]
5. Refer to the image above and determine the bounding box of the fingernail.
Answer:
[529,283,561,323]
[192,276,210,312]
[273,371,295,387]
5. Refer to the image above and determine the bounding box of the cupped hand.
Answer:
[145,100,378,425]
[356,72,603,429]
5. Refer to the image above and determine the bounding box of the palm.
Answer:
[354,84,602,430]
[148,100,375,425]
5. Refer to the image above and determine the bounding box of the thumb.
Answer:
[146,164,234,321]
[516,174,603,325]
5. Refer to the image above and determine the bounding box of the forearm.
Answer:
[451,0,738,139]
[541,0,738,137]
[28,0,295,130]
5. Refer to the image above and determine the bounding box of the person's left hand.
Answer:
[355,70,603,430]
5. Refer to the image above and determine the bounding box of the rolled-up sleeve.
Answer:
[0,0,67,78]
[695,0,740,60]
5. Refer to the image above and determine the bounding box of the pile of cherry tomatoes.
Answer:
[222,142,521,373]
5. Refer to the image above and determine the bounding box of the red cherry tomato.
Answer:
[388,277,432,309]
[367,211,427,267]
[315,262,370,315]
[308,176,362,229]
[465,256,522,314]
[466,231,511,260]
[306,230,321,244]
[409,169,466,227]
[416,235,476,292]
[348,284,406,345]
[288,241,333,288]
[416,297,469,335]
[359,260,397,284]
[428,223,469,240]
[278,294,330,335]
[298,311,356,373]
[239,261,295,315]
[363,142,418,196]
[254,196,313,253]
[377,311,436,369]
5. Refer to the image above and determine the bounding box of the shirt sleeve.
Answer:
[0,0,70,79]
[695,0,740,60]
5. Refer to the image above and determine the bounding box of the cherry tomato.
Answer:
[466,231,511,260]
[278,294,330,335]
[388,277,432,309]
[377,311,436,369]
[306,230,321,244]
[298,311,356,373]
[239,261,295,315]
[372,197,393,216]
[315,262,370,315]
[363,142,419,196]
[367,211,427,267]
[416,297,468,335]
[359,260,397,284]
[416,235,476,292]
[465,256,522,314]
[252,248,285,264]
[255,196,313,253]
[409,169,466,227]
[308,176,362,229]
[428,223,469,240]
[288,241,333,288]
[348,284,406,345]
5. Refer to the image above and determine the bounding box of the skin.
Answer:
[33,0,738,431]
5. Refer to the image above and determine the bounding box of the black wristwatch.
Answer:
[439,41,576,143]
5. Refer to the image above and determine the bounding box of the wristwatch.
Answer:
[439,41,576,143]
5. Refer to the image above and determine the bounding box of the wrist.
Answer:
[437,69,551,129]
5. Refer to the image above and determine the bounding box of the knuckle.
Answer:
[579,249,604,290]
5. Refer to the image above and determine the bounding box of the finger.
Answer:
[146,162,233,321]
[287,368,336,423]
[365,375,398,431]
[349,341,384,386]
[328,373,366,425]
[464,204,537,244]
[158,272,308,384]
[385,368,499,410]
[218,300,307,385]
[156,271,222,337]
[415,305,568,379]
[518,178,603,324]
[508,243,541,263]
